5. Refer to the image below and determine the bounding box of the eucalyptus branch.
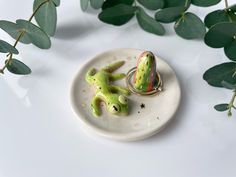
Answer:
[0,0,49,74]
[228,89,236,117]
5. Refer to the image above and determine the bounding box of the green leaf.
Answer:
[0,40,19,54]
[214,104,229,112]
[137,0,164,10]
[191,0,221,7]
[203,62,236,87]
[34,0,57,36]
[7,59,31,75]
[136,7,165,35]
[52,0,60,6]
[16,19,51,49]
[0,20,31,44]
[221,80,236,89]
[155,6,186,23]
[102,0,134,10]
[204,10,233,28]
[164,0,190,8]
[224,40,236,61]
[204,22,236,48]
[98,4,137,26]
[174,12,206,39]
[90,0,104,9]
[80,0,89,11]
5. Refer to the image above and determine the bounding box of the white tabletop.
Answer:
[0,0,236,177]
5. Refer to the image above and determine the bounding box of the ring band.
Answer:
[126,67,163,96]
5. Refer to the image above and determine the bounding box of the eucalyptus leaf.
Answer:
[224,40,236,61]
[137,0,164,10]
[16,19,51,49]
[204,10,232,28]
[136,7,165,35]
[214,104,229,112]
[80,0,89,11]
[0,40,19,54]
[191,0,221,7]
[204,22,236,48]
[98,4,137,26]
[102,0,134,10]
[52,0,60,6]
[0,20,31,44]
[7,59,31,75]
[221,80,236,89]
[174,12,206,39]
[34,0,57,36]
[164,0,190,8]
[155,6,186,23]
[203,62,236,87]
[90,0,104,9]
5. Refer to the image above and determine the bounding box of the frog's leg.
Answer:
[86,68,96,84]
[110,73,126,81]
[110,85,130,95]
[102,61,125,73]
[90,96,102,117]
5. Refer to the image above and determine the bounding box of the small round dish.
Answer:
[70,48,181,141]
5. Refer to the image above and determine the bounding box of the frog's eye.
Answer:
[109,104,120,114]
[90,68,96,76]
[119,95,128,105]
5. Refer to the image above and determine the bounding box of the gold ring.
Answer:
[126,67,163,96]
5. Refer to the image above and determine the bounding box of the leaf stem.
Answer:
[0,31,25,73]
[184,0,189,8]
[175,15,185,28]
[227,89,236,117]
[29,0,49,22]
[225,0,229,8]
[0,0,49,74]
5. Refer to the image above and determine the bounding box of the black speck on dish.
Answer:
[140,103,145,109]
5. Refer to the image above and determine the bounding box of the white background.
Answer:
[0,0,236,177]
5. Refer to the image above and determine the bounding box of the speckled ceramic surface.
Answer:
[70,48,181,141]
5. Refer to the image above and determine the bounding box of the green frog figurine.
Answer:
[86,61,130,117]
